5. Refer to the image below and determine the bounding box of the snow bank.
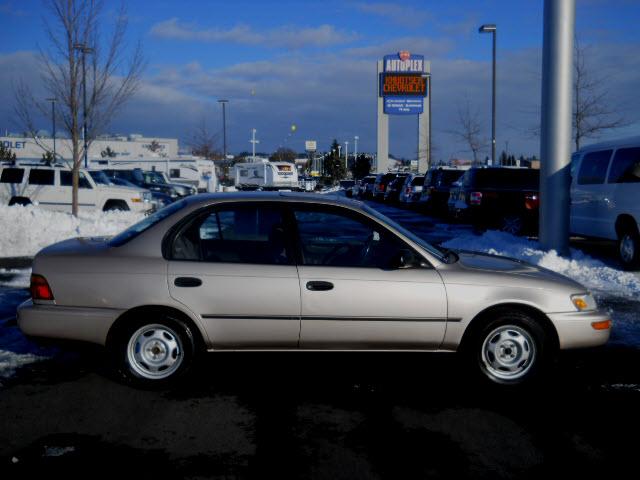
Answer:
[442,230,640,300]
[0,205,143,258]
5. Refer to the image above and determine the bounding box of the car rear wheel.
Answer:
[466,311,548,386]
[618,227,640,270]
[115,316,196,387]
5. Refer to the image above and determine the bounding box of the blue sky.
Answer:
[1,0,639,160]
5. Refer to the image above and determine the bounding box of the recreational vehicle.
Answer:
[233,160,299,191]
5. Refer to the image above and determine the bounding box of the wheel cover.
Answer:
[620,234,636,263]
[501,215,523,235]
[480,325,536,381]
[127,324,183,380]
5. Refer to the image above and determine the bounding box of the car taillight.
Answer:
[30,274,54,301]
[405,187,412,194]
[470,191,483,205]
[525,193,539,210]
[379,183,385,191]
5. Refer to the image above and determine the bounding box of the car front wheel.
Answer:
[115,316,196,387]
[618,228,640,270]
[467,311,549,386]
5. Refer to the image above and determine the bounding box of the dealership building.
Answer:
[1,133,179,162]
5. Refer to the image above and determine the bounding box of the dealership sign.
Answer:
[380,51,427,115]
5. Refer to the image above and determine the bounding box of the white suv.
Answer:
[0,164,153,213]
[570,137,640,269]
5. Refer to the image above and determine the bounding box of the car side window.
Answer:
[0,168,24,183]
[577,150,612,185]
[608,147,640,184]
[28,169,55,185]
[60,171,92,189]
[293,207,419,268]
[171,204,292,265]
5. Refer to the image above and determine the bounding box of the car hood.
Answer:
[448,250,585,291]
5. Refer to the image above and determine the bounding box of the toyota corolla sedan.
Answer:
[18,192,611,387]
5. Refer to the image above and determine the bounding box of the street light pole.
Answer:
[46,97,57,161]
[479,24,497,166]
[250,128,259,162]
[218,99,229,163]
[344,141,349,170]
[74,44,93,168]
[354,136,359,161]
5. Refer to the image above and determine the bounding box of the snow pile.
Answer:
[0,205,143,258]
[442,230,640,300]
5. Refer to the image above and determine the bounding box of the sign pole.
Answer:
[376,60,389,173]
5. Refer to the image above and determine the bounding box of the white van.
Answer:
[570,137,640,269]
[0,164,153,213]
[233,160,299,191]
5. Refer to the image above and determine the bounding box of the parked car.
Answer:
[340,180,356,197]
[108,176,173,210]
[0,164,152,212]
[103,168,195,199]
[383,173,409,203]
[570,137,640,269]
[448,167,540,235]
[354,175,376,199]
[372,172,398,201]
[18,192,610,388]
[399,174,425,204]
[419,167,466,214]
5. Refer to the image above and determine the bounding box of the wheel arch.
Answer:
[106,304,207,353]
[615,214,639,237]
[8,196,32,206]
[459,302,559,353]
[102,199,130,211]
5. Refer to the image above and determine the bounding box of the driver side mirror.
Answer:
[388,249,422,269]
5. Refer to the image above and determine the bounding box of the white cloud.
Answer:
[354,2,431,28]
[149,18,357,49]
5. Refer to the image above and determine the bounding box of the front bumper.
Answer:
[17,299,122,346]
[548,309,612,349]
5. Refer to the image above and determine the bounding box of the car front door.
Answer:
[572,150,612,237]
[291,205,447,350]
[167,202,301,348]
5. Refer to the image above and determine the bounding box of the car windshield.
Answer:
[144,171,167,185]
[109,199,188,247]
[362,204,447,262]
[88,170,112,186]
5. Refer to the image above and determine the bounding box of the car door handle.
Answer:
[174,277,202,287]
[306,281,334,291]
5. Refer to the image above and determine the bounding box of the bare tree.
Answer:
[190,115,221,160]
[450,99,486,164]
[14,0,144,216]
[573,40,628,150]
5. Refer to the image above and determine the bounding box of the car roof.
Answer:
[182,191,365,209]
[577,136,640,153]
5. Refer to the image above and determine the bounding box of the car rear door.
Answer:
[291,204,447,349]
[167,202,301,348]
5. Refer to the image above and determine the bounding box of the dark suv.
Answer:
[448,167,540,235]
[419,167,465,214]
[373,173,404,201]
[103,168,194,199]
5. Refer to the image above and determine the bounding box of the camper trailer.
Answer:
[233,160,299,191]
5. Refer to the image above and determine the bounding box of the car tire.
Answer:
[114,315,196,388]
[465,310,549,386]
[618,225,640,270]
[8,197,31,206]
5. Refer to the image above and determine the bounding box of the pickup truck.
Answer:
[448,167,540,235]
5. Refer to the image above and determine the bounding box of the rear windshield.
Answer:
[411,176,424,186]
[469,169,539,189]
[362,177,376,184]
[109,199,188,247]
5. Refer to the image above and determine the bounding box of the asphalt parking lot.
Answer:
[1,201,639,479]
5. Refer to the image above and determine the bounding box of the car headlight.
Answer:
[571,293,597,311]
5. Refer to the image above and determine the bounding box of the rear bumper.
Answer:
[17,299,122,346]
[548,309,611,349]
